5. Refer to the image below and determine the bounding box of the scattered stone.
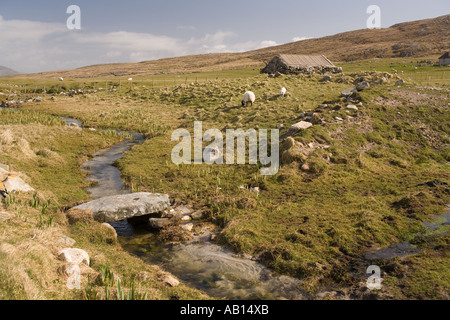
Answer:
[0,164,10,172]
[34,97,43,102]
[161,274,180,287]
[332,105,342,111]
[250,187,260,193]
[149,218,172,229]
[320,75,332,82]
[281,121,313,138]
[355,81,370,91]
[58,236,76,247]
[73,192,170,223]
[277,124,284,129]
[301,163,310,171]
[340,88,355,97]
[2,175,34,193]
[396,79,405,85]
[346,105,358,111]
[58,248,90,266]
[181,215,192,221]
[181,223,194,232]
[335,117,344,121]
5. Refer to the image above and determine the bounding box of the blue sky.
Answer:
[0,0,448,73]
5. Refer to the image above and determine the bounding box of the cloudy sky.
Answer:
[0,0,448,73]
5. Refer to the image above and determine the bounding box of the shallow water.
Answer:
[120,228,308,300]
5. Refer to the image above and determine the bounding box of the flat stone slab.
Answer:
[73,192,170,223]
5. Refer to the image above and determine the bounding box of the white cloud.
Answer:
[0,16,284,73]
[292,36,313,42]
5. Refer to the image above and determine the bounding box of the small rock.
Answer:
[355,81,370,91]
[161,274,180,287]
[340,88,355,97]
[149,218,172,229]
[250,187,260,193]
[346,105,358,111]
[320,75,331,82]
[34,97,43,102]
[181,215,191,221]
[3,175,34,193]
[396,79,405,85]
[301,163,310,171]
[181,223,194,231]
[277,124,284,129]
[58,248,90,266]
[335,117,344,121]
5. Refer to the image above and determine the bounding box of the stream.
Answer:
[62,116,449,300]
[62,117,308,300]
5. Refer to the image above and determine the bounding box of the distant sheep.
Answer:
[59,77,64,81]
[128,78,133,81]
[241,91,255,107]
[280,87,287,97]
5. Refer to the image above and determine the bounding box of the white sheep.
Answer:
[280,87,287,97]
[59,77,64,81]
[241,91,255,107]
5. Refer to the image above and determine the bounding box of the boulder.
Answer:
[58,248,90,266]
[73,192,170,223]
[2,175,34,193]
[355,81,370,91]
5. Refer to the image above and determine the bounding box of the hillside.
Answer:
[10,14,450,79]
[0,66,18,76]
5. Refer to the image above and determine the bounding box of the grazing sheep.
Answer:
[280,87,287,97]
[241,91,255,107]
